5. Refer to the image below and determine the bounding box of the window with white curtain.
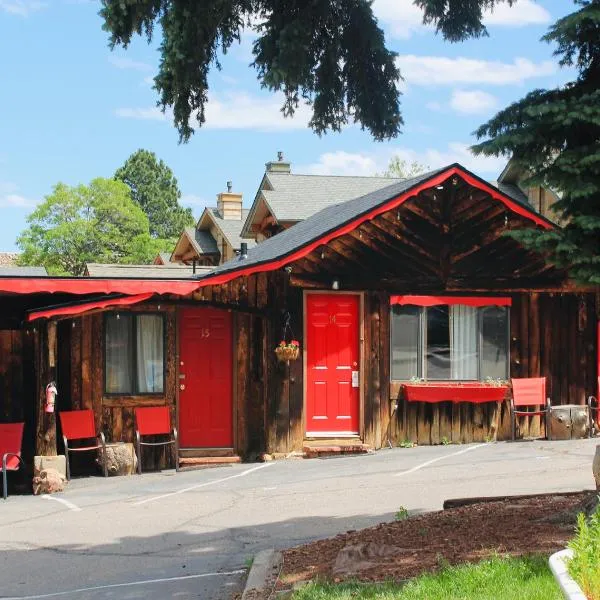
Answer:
[390,304,509,381]
[105,313,165,394]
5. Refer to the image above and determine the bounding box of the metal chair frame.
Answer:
[510,377,552,441]
[2,452,24,500]
[1,422,25,500]
[63,433,108,480]
[134,408,179,474]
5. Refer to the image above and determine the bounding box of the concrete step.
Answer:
[303,440,372,458]
[179,456,241,466]
[179,448,237,458]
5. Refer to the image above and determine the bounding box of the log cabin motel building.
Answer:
[1,156,598,471]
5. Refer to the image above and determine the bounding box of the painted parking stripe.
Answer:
[40,495,82,512]
[1,569,246,599]
[394,443,486,477]
[133,462,274,506]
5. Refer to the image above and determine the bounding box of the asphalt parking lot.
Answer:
[0,439,597,599]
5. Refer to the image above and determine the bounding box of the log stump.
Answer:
[549,405,590,440]
[98,443,137,476]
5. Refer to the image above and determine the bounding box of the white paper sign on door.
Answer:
[351,371,359,388]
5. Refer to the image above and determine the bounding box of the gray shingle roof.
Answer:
[199,168,447,281]
[86,263,213,278]
[185,227,219,254]
[261,173,403,222]
[198,163,555,283]
[0,266,47,276]
[206,208,257,250]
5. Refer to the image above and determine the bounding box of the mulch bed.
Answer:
[278,492,593,590]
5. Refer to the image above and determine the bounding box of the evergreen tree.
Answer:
[100,0,401,142]
[471,0,600,284]
[115,149,194,239]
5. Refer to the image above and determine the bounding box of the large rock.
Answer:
[333,542,404,577]
[593,445,600,491]
[33,468,66,495]
[98,443,137,476]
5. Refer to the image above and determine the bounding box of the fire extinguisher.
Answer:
[45,381,58,413]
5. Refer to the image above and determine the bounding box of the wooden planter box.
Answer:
[403,382,508,404]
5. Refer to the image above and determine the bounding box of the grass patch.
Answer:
[291,555,561,600]
[568,501,600,600]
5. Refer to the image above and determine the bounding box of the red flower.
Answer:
[290,340,300,347]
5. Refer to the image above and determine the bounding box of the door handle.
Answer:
[180,384,185,391]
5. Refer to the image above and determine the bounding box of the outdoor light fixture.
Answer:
[332,279,340,291]
[436,185,444,190]
[116,313,120,320]
[320,248,326,260]
[284,265,293,274]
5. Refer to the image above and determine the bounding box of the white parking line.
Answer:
[1,569,246,599]
[133,462,274,506]
[40,495,82,512]
[394,443,486,477]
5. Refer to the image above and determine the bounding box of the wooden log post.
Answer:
[35,321,58,456]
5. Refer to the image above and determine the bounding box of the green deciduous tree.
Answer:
[114,149,194,239]
[378,157,429,178]
[99,0,401,142]
[17,178,162,275]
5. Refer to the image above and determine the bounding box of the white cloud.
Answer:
[0,0,45,16]
[374,0,550,40]
[108,56,153,72]
[372,0,428,40]
[450,89,498,114]
[397,55,554,86]
[300,143,507,178]
[0,193,37,208]
[302,152,380,177]
[115,91,311,131]
[484,0,550,26]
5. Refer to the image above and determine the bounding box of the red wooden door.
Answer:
[179,307,233,447]
[306,294,360,435]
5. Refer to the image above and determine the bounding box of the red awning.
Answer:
[390,295,512,307]
[27,293,155,322]
[0,278,202,296]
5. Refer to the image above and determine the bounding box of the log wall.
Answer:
[0,329,35,460]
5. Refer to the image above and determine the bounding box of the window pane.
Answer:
[450,305,478,380]
[426,306,451,379]
[391,305,420,380]
[481,306,509,379]
[105,314,133,394]
[136,315,164,393]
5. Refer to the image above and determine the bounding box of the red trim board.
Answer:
[390,295,512,307]
[27,293,154,322]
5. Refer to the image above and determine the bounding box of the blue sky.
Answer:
[0,0,573,250]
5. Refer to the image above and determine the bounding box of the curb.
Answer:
[549,549,587,600]
[242,549,283,599]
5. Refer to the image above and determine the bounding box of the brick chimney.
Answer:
[265,151,291,174]
[217,181,243,220]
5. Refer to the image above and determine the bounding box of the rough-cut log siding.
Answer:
[0,329,35,459]
[387,292,597,446]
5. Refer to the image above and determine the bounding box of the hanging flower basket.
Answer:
[275,340,300,362]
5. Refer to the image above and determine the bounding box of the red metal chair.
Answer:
[510,377,552,441]
[134,407,178,474]
[588,376,600,438]
[59,410,107,480]
[1,422,25,500]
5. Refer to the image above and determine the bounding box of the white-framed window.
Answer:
[104,313,165,395]
[391,303,509,381]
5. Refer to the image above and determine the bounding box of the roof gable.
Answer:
[195,163,558,289]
